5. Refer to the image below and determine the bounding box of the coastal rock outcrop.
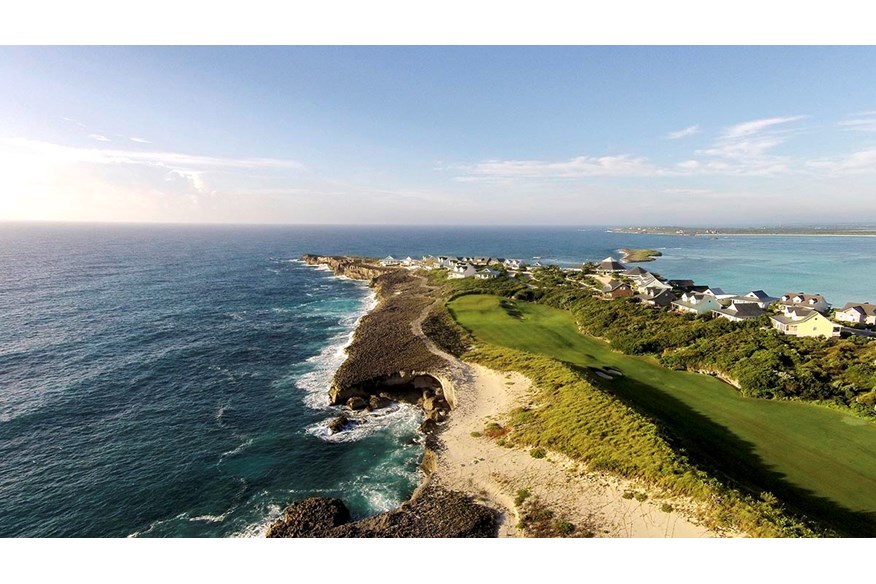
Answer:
[265,482,496,538]
[265,497,351,537]
[301,254,454,416]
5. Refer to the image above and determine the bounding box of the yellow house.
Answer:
[770,310,841,338]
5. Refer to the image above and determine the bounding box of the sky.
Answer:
[1,46,876,226]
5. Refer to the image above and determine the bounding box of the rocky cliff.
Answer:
[265,480,496,538]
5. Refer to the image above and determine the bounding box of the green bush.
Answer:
[514,488,531,507]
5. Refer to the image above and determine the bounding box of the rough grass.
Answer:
[446,294,876,536]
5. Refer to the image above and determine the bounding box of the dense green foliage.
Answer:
[448,294,876,536]
[435,267,876,415]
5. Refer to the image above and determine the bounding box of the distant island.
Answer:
[619,247,662,262]
[609,226,876,237]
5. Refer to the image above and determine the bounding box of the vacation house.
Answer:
[770,310,841,338]
[474,267,500,280]
[596,256,627,274]
[729,290,779,309]
[833,302,876,326]
[712,303,766,322]
[602,279,634,299]
[636,288,677,308]
[448,264,477,279]
[777,292,831,314]
[671,292,721,315]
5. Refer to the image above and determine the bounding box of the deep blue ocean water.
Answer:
[1,223,875,537]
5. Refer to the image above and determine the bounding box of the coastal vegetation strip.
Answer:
[507,265,876,415]
[447,294,876,536]
[619,247,662,262]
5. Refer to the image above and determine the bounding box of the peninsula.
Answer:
[619,247,662,262]
[268,253,876,538]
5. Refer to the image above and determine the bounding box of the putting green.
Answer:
[449,294,876,535]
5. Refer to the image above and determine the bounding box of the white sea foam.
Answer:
[231,502,283,538]
[220,437,254,460]
[189,505,236,523]
[296,283,378,411]
[306,402,422,443]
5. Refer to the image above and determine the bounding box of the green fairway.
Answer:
[449,294,876,535]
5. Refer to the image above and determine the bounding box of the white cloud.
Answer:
[839,114,876,132]
[88,134,111,142]
[666,125,700,140]
[2,138,302,171]
[686,115,807,176]
[129,137,151,143]
[721,115,806,139]
[662,188,714,195]
[460,154,661,180]
[808,148,876,174]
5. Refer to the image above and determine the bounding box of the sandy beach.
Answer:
[431,360,730,537]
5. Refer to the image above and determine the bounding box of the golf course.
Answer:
[448,294,876,536]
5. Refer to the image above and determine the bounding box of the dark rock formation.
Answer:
[326,415,349,434]
[265,497,350,538]
[265,482,496,538]
[346,396,367,410]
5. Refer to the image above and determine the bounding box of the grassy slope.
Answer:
[448,294,876,536]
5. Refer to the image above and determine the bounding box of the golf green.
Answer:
[449,294,876,535]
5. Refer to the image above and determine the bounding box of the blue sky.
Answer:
[2,46,876,225]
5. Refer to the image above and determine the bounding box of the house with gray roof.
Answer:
[636,288,677,308]
[602,279,634,299]
[474,267,500,280]
[672,292,721,315]
[712,303,766,322]
[778,292,831,314]
[771,310,841,338]
[596,256,628,274]
[448,264,477,279]
[834,302,876,325]
[730,290,779,309]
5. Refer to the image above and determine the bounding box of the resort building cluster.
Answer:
[382,253,874,341]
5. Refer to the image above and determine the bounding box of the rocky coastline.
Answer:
[265,255,497,537]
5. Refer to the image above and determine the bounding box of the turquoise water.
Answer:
[1,223,874,537]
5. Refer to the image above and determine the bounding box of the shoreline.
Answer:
[277,255,728,538]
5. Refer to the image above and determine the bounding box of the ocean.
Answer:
[1,223,875,537]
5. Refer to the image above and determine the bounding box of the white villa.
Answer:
[448,264,477,279]
[474,268,500,280]
[636,273,672,293]
[380,255,401,266]
[729,290,779,309]
[777,292,831,314]
[672,292,722,315]
[834,302,876,326]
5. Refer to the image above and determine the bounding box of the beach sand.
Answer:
[431,361,730,538]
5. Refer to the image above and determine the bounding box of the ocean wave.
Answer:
[295,287,378,411]
[231,502,283,538]
[189,506,236,523]
[306,402,423,443]
[219,437,254,460]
